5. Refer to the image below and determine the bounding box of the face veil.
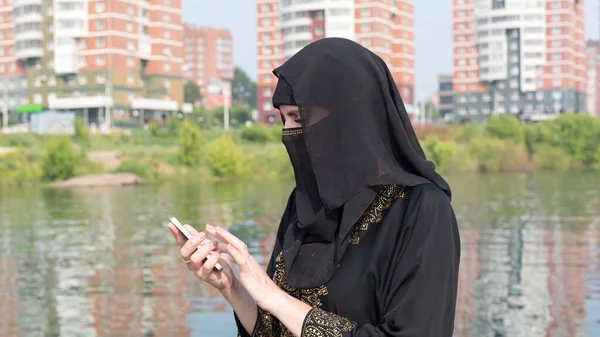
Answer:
[273,38,451,289]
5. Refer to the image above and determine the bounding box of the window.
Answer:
[315,26,324,36]
[94,2,105,13]
[96,73,106,83]
[127,56,134,67]
[164,29,170,39]
[552,40,562,47]
[96,37,105,47]
[552,78,562,86]
[362,23,371,32]
[126,22,133,32]
[263,102,273,111]
[163,61,171,71]
[96,55,106,65]
[263,87,272,97]
[164,80,170,89]
[79,56,86,67]
[127,4,133,15]
[164,13,170,22]
[96,20,105,30]
[48,76,56,86]
[552,65,561,73]
[127,74,134,84]
[78,74,87,85]
[362,38,371,47]
[361,8,370,16]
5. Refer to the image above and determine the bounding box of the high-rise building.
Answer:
[586,40,600,119]
[438,74,454,118]
[0,0,184,128]
[256,0,415,124]
[452,0,587,122]
[183,25,234,110]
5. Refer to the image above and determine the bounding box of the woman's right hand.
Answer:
[168,222,235,291]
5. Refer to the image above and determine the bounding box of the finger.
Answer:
[168,223,188,247]
[184,224,200,236]
[180,232,207,258]
[189,241,218,266]
[202,250,222,271]
[206,225,248,253]
[225,243,248,267]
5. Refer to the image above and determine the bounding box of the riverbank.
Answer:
[0,114,599,187]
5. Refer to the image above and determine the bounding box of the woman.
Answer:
[168,38,460,336]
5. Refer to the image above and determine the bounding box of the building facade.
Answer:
[452,0,586,122]
[0,0,185,128]
[586,40,600,119]
[438,74,454,118]
[256,0,415,124]
[183,25,233,111]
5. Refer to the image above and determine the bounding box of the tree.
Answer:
[184,81,202,104]
[232,66,257,108]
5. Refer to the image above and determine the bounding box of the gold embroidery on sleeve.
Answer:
[301,308,355,337]
[349,184,406,245]
[252,253,329,337]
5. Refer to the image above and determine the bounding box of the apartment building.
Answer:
[0,0,184,128]
[452,0,586,121]
[256,0,415,124]
[586,40,600,119]
[438,74,454,118]
[183,25,234,111]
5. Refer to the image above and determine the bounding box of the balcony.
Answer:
[15,45,43,59]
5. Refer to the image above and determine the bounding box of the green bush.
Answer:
[531,114,600,167]
[149,121,160,137]
[469,137,529,173]
[484,115,525,144]
[445,144,477,174]
[423,136,456,172]
[40,137,77,182]
[240,124,273,143]
[73,117,90,144]
[459,121,482,142]
[0,150,41,185]
[168,112,181,136]
[533,144,570,171]
[114,158,161,183]
[178,121,203,167]
[206,134,246,177]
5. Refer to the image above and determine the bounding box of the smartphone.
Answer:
[170,216,223,271]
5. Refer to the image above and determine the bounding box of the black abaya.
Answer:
[235,183,460,336]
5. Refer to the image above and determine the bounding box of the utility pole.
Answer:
[2,78,7,132]
[223,85,230,130]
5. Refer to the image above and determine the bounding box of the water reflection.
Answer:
[1,172,599,336]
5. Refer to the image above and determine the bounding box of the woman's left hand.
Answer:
[205,224,284,310]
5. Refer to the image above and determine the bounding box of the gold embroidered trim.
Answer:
[251,252,329,337]
[301,308,355,337]
[282,128,303,136]
[348,184,405,245]
[251,307,283,337]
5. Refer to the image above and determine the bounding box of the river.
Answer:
[1,171,599,336]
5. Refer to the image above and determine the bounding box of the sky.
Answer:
[183,0,600,100]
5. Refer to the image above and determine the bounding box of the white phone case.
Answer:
[170,216,223,271]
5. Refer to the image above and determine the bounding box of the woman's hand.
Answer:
[205,224,284,310]
[168,222,235,292]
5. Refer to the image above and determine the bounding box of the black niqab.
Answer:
[273,37,451,289]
